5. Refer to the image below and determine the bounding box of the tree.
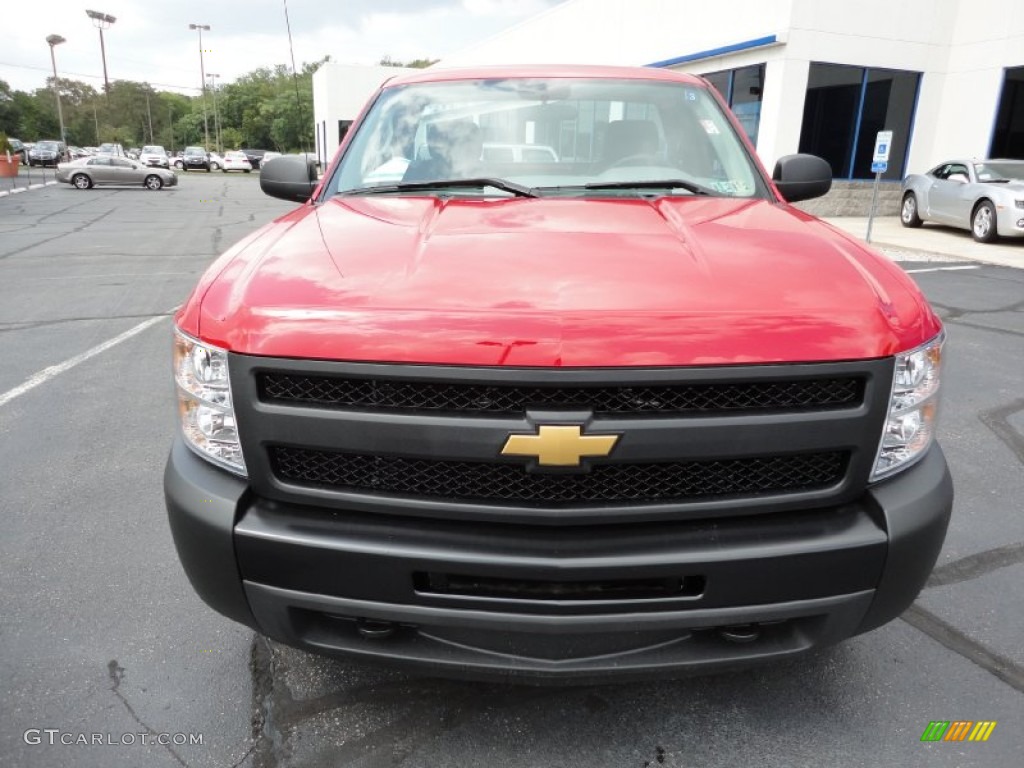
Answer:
[0,80,23,136]
[379,56,437,69]
[2,57,328,151]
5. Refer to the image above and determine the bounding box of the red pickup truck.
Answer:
[165,65,952,682]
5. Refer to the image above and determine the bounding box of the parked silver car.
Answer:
[56,156,178,190]
[139,145,170,168]
[901,159,1024,242]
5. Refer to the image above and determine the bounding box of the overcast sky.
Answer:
[3,0,562,94]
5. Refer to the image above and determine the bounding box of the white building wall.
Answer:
[437,0,795,69]
[312,63,417,164]
[922,0,1024,167]
[755,58,809,173]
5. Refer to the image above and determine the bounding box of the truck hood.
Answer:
[192,195,940,366]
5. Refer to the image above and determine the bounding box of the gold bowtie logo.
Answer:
[501,425,620,467]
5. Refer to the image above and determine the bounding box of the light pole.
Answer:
[85,10,116,98]
[46,35,67,158]
[207,73,222,153]
[188,23,211,150]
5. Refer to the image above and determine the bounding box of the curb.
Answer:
[0,180,58,198]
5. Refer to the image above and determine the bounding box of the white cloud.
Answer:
[1,0,563,94]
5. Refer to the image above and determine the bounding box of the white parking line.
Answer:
[0,315,168,408]
[904,265,982,274]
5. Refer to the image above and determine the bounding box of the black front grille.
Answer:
[258,373,863,415]
[270,447,847,506]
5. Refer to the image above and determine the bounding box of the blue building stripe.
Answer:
[645,35,778,69]
[847,68,870,179]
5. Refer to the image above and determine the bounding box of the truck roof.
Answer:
[382,64,707,88]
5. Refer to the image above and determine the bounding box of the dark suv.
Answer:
[182,146,211,172]
[28,140,66,167]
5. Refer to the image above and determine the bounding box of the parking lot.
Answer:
[1,173,1022,767]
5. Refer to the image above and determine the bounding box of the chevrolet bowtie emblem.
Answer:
[501,425,620,467]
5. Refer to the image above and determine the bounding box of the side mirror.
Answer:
[947,173,969,184]
[772,154,832,203]
[260,155,318,203]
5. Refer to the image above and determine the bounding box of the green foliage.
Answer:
[0,54,392,152]
[0,131,11,153]
[379,56,438,69]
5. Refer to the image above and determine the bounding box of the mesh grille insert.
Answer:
[258,374,862,415]
[270,447,847,506]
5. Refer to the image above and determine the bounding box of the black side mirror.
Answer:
[260,155,318,203]
[772,154,832,203]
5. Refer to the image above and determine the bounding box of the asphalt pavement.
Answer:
[1,176,1022,768]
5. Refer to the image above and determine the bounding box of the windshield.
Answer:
[974,161,1024,182]
[142,146,164,154]
[330,77,764,199]
[37,142,60,151]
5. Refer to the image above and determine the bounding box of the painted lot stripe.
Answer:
[904,265,981,274]
[0,314,168,408]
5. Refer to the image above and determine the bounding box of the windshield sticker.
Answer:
[700,119,720,135]
[711,180,740,195]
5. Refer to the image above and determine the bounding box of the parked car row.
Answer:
[10,138,285,173]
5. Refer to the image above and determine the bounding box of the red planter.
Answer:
[0,155,19,178]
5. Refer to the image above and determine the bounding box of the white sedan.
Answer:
[220,151,253,173]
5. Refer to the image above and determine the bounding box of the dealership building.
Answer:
[314,0,1024,185]
[439,0,1024,181]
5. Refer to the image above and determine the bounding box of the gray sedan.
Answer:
[900,159,1024,242]
[56,156,178,191]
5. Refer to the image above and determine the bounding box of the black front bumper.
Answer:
[165,438,952,682]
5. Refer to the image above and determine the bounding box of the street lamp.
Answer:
[188,23,211,151]
[85,10,116,97]
[207,73,222,153]
[46,35,67,157]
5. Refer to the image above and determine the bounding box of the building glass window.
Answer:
[700,64,765,145]
[703,70,731,102]
[731,65,765,146]
[990,66,1024,159]
[799,62,920,181]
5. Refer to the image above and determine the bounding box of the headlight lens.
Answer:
[173,328,247,476]
[871,332,944,481]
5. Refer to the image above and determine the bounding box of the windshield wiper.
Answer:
[532,179,717,197]
[341,177,538,198]
[581,179,716,196]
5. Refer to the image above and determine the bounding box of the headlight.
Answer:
[173,328,246,476]
[871,332,944,481]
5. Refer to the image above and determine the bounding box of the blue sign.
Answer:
[871,161,888,174]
